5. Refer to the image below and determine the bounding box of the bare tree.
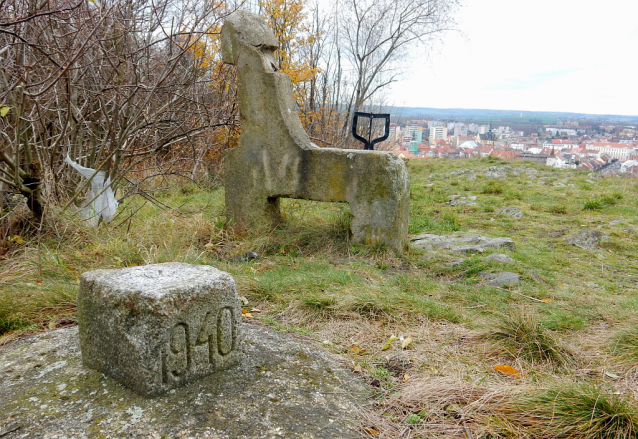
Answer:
[0,0,240,223]
[335,0,458,138]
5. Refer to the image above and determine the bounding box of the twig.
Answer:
[460,416,473,439]
[0,422,22,437]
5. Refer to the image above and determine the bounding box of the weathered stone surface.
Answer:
[451,245,486,254]
[222,11,409,252]
[483,253,515,264]
[480,272,520,286]
[447,195,477,206]
[500,207,525,219]
[410,233,516,253]
[0,325,367,438]
[78,263,242,396]
[565,229,607,250]
[485,167,507,179]
[481,237,516,252]
[444,259,465,267]
[525,269,544,283]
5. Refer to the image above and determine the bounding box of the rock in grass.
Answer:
[565,229,607,250]
[525,269,544,283]
[411,234,515,253]
[481,272,520,286]
[500,207,525,219]
[481,237,516,252]
[483,253,515,264]
[452,245,485,254]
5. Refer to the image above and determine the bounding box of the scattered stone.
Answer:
[525,269,544,283]
[585,179,596,184]
[0,325,366,438]
[452,245,485,254]
[500,207,525,219]
[425,183,434,187]
[565,229,608,250]
[414,243,434,251]
[483,253,515,264]
[485,167,507,179]
[608,219,624,226]
[584,282,600,288]
[625,228,638,233]
[232,251,261,262]
[447,195,477,206]
[553,182,566,188]
[444,259,465,267]
[78,263,243,396]
[411,233,515,253]
[481,237,516,252]
[480,272,520,286]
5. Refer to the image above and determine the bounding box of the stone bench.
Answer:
[221,11,410,252]
[77,263,242,396]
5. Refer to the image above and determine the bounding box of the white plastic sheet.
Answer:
[65,155,119,226]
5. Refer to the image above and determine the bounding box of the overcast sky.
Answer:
[386,0,638,116]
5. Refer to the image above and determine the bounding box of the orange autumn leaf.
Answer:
[493,364,520,378]
[540,298,553,303]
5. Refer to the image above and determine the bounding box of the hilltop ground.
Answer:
[2,156,638,438]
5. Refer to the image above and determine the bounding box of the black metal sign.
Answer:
[352,112,391,150]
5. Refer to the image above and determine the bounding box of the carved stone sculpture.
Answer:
[221,11,410,252]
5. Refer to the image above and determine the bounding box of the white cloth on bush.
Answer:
[65,155,118,226]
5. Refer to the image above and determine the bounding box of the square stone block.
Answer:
[77,263,242,396]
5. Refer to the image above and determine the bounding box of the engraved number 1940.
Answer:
[163,307,236,382]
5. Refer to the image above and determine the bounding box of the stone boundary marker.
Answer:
[78,262,242,396]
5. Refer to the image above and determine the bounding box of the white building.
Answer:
[429,126,448,143]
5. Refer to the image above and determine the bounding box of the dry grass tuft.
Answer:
[514,383,638,438]
[486,309,576,368]
[359,377,524,438]
[612,328,638,363]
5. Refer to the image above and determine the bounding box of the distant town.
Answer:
[382,115,638,174]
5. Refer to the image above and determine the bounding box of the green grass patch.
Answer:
[519,384,638,438]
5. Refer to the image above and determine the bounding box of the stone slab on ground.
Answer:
[480,272,521,286]
[0,324,367,439]
[483,253,515,264]
[411,233,515,253]
[565,229,608,250]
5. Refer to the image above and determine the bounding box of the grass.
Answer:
[611,327,638,362]
[487,309,576,367]
[517,384,638,438]
[3,157,638,436]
